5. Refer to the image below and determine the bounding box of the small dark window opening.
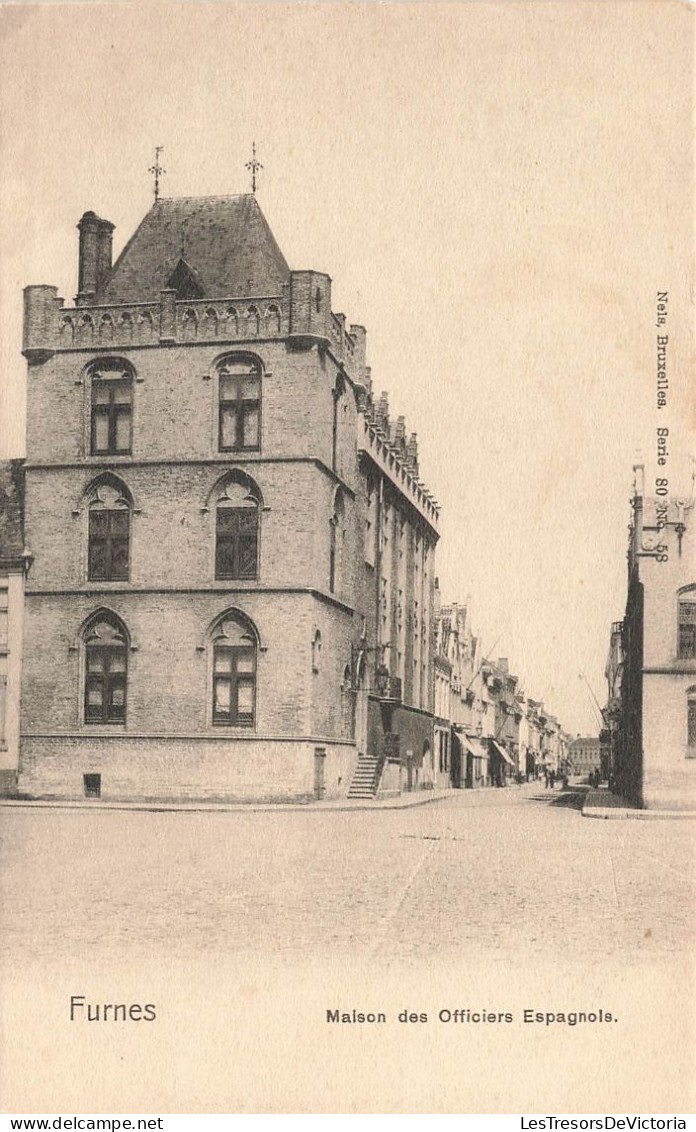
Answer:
[84,773,101,798]
[315,288,322,313]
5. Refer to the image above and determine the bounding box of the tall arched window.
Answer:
[312,630,322,674]
[678,587,696,659]
[330,489,345,594]
[215,476,261,580]
[89,359,134,456]
[83,613,128,725]
[87,477,132,581]
[332,373,345,473]
[218,356,261,452]
[211,612,258,727]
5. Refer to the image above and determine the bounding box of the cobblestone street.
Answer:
[2,784,694,965]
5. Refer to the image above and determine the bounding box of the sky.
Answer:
[0,0,694,735]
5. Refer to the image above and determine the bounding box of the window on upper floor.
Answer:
[687,688,696,755]
[218,356,261,452]
[87,478,132,582]
[89,359,133,456]
[214,476,261,581]
[83,613,128,725]
[678,592,696,659]
[211,612,258,727]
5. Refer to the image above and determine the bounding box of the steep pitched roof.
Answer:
[102,195,291,304]
[0,460,25,563]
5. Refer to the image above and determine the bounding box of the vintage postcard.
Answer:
[0,0,694,1117]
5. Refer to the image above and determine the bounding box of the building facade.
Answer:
[568,735,600,778]
[610,476,696,810]
[18,195,439,803]
[0,461,27,796]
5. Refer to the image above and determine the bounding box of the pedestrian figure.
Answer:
[549,771,556,789]
[544,770,549,789]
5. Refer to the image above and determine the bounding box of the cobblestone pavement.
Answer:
[1,784,694,963]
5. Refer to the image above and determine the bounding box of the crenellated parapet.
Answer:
[23,272,369,386]
[358,411,439,532]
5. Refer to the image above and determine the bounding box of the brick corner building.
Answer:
[19,194,439,802]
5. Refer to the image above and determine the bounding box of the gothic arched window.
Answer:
[83,613,128,725]
[211,612,258,727]
[218,356,261,452]
[87,477,132,581]
[215,476,261,580]
[89,358,134,456]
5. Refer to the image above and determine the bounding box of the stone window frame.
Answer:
[80,609,130,728]
[74,472,137,586]
[203,469,264,583]
[85,357,136,458]
[215,353,263,455]
[206,609,261,730]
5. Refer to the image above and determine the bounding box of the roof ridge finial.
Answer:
[246,141,263,194]
[149,145,165,203]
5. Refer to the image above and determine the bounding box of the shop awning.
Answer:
[461,736,489,761]
[490,739,514,766]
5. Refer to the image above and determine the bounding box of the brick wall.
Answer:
[19,734,358,803]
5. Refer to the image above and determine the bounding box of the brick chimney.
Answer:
[77,211,114,305]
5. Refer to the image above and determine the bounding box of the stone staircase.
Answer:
[348,753,382,799]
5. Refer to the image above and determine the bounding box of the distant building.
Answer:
[481,658,520,785]
[0,461,27,796]
[437,603,490,788]
[610,473,696,810]
[568,735,600,777]
[521,698,543,779]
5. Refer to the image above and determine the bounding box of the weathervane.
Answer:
[246,142,263,194]
[149,146,165,202]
